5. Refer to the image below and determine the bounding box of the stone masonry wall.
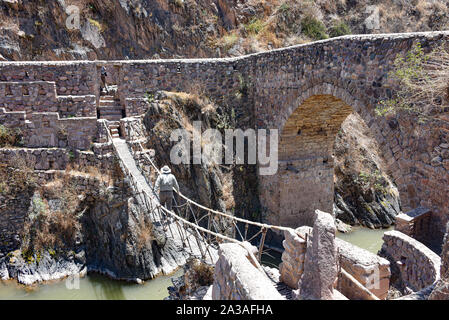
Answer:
[212,243,284,300]
[279,225,390,299]
[279,227,307,289]
[336,237,390,299]
[0,62,99,97]
[1,31,448,248]
[381,230,441,292]
[252,32,449,249]
[0,81,96,118]
[25,113,97,150]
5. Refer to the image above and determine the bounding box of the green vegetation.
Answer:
[245,18,264,35]
[376,43,449,124]
[145,92,155,103]
[277,3,290,14]
[301,16,328,40]
[220,33,239,50]
[357,170,388,194]
[329,21,351,38]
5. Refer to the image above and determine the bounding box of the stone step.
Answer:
[100,109,122,115]
[99,101,117,106]
[108,123,120,129]
[100,95,115,100]
[99,105,123,111]
[101,114,122,121]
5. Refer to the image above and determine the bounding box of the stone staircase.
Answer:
[98,94,124,138]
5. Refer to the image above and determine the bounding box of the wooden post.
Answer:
[258,227,267,262]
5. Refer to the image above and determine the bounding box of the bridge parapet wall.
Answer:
[212,243,284,300]
[380,230,441,292]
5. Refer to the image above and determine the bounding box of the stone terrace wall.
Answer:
[0,108,26,128]
[57,95,96,118]
[0,81,57,108]
[0,82,96,118]
[381,230,441,292]
[0,147,116,172]
[0,62,99,98]
[26,113,97,150]
[124,98,150,117]
[212,243,284,300]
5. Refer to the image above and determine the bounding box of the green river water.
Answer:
[0,227,391,300]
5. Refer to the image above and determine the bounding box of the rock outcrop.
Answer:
[333,113,401,229]
[296,210,339,300]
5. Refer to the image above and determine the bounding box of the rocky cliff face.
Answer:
[1,0,448,61]
[0,162,190,284]
[142,91,261,228]
[333,113,401,229]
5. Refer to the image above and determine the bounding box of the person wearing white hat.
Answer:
[154,165,179,211]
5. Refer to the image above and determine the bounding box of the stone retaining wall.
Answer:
[0,62,99,97]
[0,108,26,128]
[380,230,441,292]
[0,147,116,172]
[212,243,284,300]
[25,113,97,150]
[124,98,150,117]
[0,81,96,118]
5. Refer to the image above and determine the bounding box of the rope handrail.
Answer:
[111,123,300,269]
[135,140,303,238]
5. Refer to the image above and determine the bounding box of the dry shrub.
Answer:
[221,173,235,210]
[0,155,36,195]
[377,43,449,123]
[187,260,214,287]
[22,170,85,254]
[136,215,154,250]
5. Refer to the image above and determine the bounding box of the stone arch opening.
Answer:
[277,94,354,227]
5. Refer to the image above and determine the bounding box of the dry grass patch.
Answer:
[136,215,154,251]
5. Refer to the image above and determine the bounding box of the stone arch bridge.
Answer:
[0,31,448,248]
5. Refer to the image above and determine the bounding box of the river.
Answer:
[0,226,391,300]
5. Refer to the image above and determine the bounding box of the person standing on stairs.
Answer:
[155,165,179,212]
[100,66,108,94]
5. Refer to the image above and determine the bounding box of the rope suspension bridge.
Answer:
[102,121,380,300]
[103,121,302,272]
